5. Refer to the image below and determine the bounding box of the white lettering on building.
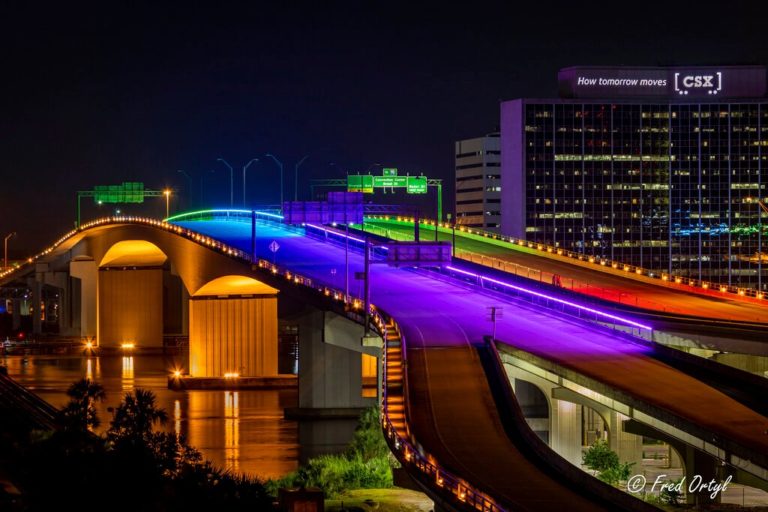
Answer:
[577,76,667,88]
[674,72,722,95]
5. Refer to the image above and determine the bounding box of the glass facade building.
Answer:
[501,66,768,290]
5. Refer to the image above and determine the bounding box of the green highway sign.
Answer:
[94,182,145,203]
[407,176,427,194]
[347,174,374,193]
[373,176,407,188]
[382,168,398,177]
[347,173,428,194]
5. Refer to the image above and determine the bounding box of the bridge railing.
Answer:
[364,215,768,304]
[249,257,507,512]
[433,265,654,341]
[452,249,689,317]
[0,215,255,282]
[379,326,507,512]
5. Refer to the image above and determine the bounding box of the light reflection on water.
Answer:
[2,354,299,479]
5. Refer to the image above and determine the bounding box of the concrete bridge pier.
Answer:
[11,297,22,331]
[507,366,583,467]
[624,419,768,504]
[552,387,643,470]
[188,276,279,378]
[505,364,642,470]
[287,307,381,417]
[70,258,97,339]
[280,305,382,463]
[28,276,42,335]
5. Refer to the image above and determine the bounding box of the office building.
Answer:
[500,66,768,290]
[455,133,501,231]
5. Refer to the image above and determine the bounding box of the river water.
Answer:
[2,353,300,480]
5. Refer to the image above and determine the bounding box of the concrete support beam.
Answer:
[323,311,381,356]
[507,365,584,467]
[297,308,375,411]
[550,398,583,468]
[552,386,642,469]
[29,279,41,335]
[70,259,97,339]
[98,268,163,347]
[11,298,21,330]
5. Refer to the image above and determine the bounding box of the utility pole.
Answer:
[488,306,502,341]
[265,153,284,210]
[364,236,370,335]
[294,155,309,201]
[4,232,16,271]
[251,210,257,263]
[243,158,259,207]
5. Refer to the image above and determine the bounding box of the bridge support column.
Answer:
[30,279,41,336]
[610,411,643,471]
[550,398,583,468]
[507,367,584,467]
[189,294,278,378]
[70,259,97,340]
[294,308,377,412]
[11,298,21,330]
[681,446,722,505]
[623,419,733,505]
[98,268,163,348]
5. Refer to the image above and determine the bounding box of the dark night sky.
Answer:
[2,1,766,255]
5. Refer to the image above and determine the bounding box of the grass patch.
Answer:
[325,488,433,512]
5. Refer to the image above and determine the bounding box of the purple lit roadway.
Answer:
[363,219,768,324]
[180,220,768,510]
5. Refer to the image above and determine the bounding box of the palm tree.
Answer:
[109,388,168,442]
[60,378,106,431]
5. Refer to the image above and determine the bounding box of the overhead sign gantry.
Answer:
[75,182,170,227]
[311,168,443,221]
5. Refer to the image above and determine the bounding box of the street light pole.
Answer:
[4,232,16,271]
[217,158,234,208]
[294,155,309,201]
[242,158,259,207]
[163,189,171,219]
[265,153,284,210]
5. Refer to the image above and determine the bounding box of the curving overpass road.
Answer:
[362,218,768,324]
[179,218,768,510]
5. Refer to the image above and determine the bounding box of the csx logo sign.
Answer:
[674,72,722,95]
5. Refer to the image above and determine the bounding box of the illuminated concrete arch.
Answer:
[189,275,279,378]
[21,222,285,358]
[98,240,170,348]
[99,240,168,268]
[193,275,278,296]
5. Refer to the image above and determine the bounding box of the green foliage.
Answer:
[346,407,391,462]
[582,440,619,473]
[108,388,168,442]
[269,407,395,498]
[660,478,683,507]
[58,378,106,431]
[277,454,392,498]
[597,461,634,485]
[583,440,635,486]
[13,381,272,511]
